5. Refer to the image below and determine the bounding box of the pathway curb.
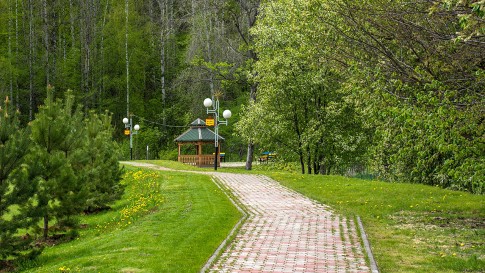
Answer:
[357,216,379,273]
[200,177,249,273]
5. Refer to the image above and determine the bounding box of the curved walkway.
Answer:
[121,162,370,272]
[209,173,369,273]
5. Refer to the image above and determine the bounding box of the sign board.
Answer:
[206,117,215,126]
[124,129,130,136]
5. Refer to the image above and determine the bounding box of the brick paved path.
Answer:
[121,162,370,272]
[209,173,370,273]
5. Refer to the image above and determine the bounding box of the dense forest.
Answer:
[0,0,483,192]
[0,0,256,160]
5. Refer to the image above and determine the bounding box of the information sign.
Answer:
[206,117,215,126]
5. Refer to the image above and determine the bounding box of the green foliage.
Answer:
[0,97,40,259]
[238,0,371,174]
[0,89,125,268]
[77,111,125,212]
[241,0,484,193]
[28,89,87,238]
[332,0,485,193]
[431,0,485,40]
[25,89,125,242]
[370,88,484,193]
[0,0,482,195]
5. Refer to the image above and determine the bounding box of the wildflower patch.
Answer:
[96,170,164,231]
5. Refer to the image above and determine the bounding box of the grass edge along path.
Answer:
[199,176,249,272]
[270,173,485,273]
[121,160,484,272]
[18,165,241,273]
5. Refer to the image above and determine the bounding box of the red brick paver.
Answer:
[120,162,371,272]
[209,173,370,273]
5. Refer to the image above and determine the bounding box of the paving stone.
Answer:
[208,173,370,272]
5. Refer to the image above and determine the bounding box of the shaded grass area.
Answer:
[270,174,485,273]
[18,165,240,273]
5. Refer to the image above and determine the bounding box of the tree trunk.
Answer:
[299,150,305,174]
[156,0,167,126]
[125,0,130,117]
[43,215,48,240]
[28,0,34,121]
[99,0,110,104]
[245,83,257,170]
[42,0,49,85]
[241,0,260,170]
[307,148,312,175]
[204,0,215,97]
[8,0,13,103]
[320,163,326,175]
[15,0,19,108]
[293,109,305,174]
[69,0,75,47]
[245,141,254,170]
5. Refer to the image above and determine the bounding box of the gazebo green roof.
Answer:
[175,118,224,142]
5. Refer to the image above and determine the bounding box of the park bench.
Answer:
[258,151,276,163]
[212,152,226,162]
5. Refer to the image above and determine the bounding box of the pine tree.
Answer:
[75,110,125,212]
[28,88,86,239]
[0,97,40,259]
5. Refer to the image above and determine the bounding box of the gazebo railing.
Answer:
[179,155,220,167]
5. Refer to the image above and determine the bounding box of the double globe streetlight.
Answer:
[123,116,140,160]
[204,97,231,170]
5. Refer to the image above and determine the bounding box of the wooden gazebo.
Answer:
[175,118,224,167]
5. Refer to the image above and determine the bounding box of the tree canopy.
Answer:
[0,0,483,194]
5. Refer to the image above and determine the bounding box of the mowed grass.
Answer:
[18,165,240,273]
[270,173,485,273]
[147,160,485,272]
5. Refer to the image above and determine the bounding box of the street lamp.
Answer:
[123,116,140,160]
[204,97,231,170]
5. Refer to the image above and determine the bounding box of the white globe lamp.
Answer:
[203,98,213,108]
[223,110,232,119]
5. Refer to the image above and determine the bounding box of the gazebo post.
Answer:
[197,141,203,167]
[178,143,181,163]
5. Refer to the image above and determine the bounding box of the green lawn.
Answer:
[270,173,485,273]
[148,160,485,273]
[17,160,484,273]
[18,165,241,273]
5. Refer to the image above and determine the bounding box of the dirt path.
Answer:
[121,162,371,272]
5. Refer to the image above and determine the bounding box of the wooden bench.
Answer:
[258,152,276,163]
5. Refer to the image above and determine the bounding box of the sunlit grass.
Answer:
[18,165,240,273]
[148,160,485,272]
[271,174,485,273]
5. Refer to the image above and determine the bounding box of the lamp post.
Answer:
[123,116,140,160]
[204,97,231,170]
